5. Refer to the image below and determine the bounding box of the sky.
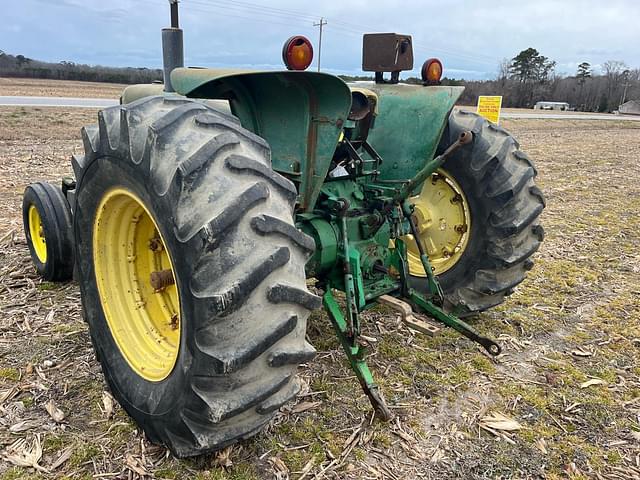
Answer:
[1,0,639,80]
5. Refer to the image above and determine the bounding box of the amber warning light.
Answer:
[282,36,314,71]
[421,58,443,85]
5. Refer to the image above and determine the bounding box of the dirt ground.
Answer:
[1,99,639,480]
[0,78,126,99]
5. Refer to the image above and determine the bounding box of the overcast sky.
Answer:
[2,0,639,80]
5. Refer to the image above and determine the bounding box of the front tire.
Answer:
[73,96,319,457]
[22,182,74,281]
[409,110,545,315]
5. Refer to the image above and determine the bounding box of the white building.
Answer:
[618,100,640,115]
[534,101,570,111]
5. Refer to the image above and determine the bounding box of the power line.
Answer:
[38,0,502,67]
[183,2,311,27]
[103,0,500,70]
[183,0,499,65]
[189,0,319,23]
[322,20,496,65]
[170,1,314,30]
[187,0,322,29]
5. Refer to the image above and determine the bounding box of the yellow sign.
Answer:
[477,96,503,124]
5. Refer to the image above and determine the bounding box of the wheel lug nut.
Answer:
[150,269,175,290]
[148,237,164,252]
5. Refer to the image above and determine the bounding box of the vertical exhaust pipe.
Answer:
[162,0,184,92]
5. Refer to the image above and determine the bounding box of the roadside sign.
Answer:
[477,96,503,124]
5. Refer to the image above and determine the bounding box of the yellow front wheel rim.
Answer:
[93,188,180,382]
[404,169,471,277]
[28,205,48,263]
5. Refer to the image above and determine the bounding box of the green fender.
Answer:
[171,67,352,211]
[352,83,465,182]
[122,71,463,208]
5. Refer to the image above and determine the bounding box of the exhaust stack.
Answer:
[162,0,184,92]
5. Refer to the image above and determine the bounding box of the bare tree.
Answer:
[603,60,628,76]
[602,60,629,110]
[497,58,510,87]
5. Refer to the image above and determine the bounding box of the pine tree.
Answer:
[576,62,591,85]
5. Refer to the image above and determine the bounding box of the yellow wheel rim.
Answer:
[93,188,180,382]
[28,205,48,263]
[404,169,471,277]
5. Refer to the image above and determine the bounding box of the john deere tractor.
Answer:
[22,3,544,457]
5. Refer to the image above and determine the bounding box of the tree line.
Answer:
[452,48,639,111]
[0,50,163,85]
[2,47,638,112]
[345,48,638,112]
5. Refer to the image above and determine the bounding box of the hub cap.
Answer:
[28,205,47,263]
[405,169,471,276]
[93,188,180,381]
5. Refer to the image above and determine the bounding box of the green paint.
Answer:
[117,70,498,416]
[298,213,339,276]
[361,83,464,182]
[121,73,460,212]
[171,67,352,211]
[322,290,375,388]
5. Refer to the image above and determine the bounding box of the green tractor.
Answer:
[22,3,544,457]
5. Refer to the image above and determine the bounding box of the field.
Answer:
[1,89,640,479]
[0,78,126,99]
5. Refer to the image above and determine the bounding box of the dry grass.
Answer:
[0,77,125,99]
[1,101,639,480]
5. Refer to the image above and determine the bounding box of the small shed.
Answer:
[619,100,640,115]
[534,101,570,111]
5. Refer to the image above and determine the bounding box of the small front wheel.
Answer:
[22,182,74,281]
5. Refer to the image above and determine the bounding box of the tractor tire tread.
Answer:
[413,109,544,316]
[74,96,316,457]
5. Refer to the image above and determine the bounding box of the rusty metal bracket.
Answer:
[378,294,440,336]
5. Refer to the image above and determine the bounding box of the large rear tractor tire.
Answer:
[408,110,545,315]
[73,96,319,457]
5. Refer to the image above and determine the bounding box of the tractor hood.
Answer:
[171,67,352,211]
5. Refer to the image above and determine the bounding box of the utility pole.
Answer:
[621,82,631,105]
[619,69,631,107]
[313,17,327,72]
